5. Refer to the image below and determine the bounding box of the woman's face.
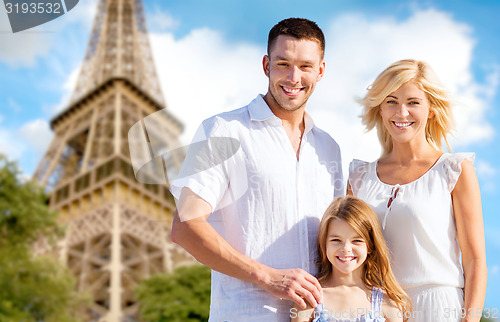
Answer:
[379,81,433,146]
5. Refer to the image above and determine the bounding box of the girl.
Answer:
[348,59,486,321]
[292,196,410,322]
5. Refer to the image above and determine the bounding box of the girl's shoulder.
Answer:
[322,285,344,293]
[320,285,347,305]
[321,285,371,296]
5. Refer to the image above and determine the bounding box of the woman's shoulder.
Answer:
[437,153,475,192]
[348,159,377,195]
[439,152,475,165]
[349,159,373,173]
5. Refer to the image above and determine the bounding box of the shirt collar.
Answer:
[248,94,278,122]
[303,110,315,135]
[249,94,316,134]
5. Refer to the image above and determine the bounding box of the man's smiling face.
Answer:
[263,35,325,113]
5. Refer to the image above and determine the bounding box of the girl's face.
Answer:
[379,81,433,146]
[326,218,368,277]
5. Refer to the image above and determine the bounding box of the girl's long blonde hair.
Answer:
[360,59,454,156]
[316,196,411,314]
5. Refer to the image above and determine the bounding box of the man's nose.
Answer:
[287,66,301,84]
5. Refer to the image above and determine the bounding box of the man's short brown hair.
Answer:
[267,18,325,59]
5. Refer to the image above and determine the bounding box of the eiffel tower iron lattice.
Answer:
[33,0,194,320]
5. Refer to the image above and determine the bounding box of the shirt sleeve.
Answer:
[333,142,344,198]
[170,116,233,211]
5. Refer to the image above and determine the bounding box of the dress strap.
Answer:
[312,303,329,322]
[371,287,384,315]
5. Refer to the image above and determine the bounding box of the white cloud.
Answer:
[149,9,497,178]
[475,159,497,194]
[0,129,25,160]
[17,119,54,155]
[476,160,497,177]
[150,28,267,144]
[43,65,80,115]
[147,9,179,32]
[0,119,53,176]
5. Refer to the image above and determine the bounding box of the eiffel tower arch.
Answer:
[34,0,194,320]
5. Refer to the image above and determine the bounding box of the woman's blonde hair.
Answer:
[316,196,411,314]
[360,59,454,156]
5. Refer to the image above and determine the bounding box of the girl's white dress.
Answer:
[349,153,473,322]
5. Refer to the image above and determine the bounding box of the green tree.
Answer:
[0,154,87,321]
[136,264,211,322]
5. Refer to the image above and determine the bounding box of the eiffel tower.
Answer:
[33,0,193,320]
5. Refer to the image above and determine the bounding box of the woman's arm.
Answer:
[452,159,487,322]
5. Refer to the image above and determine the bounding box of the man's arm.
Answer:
[171,187,322,309]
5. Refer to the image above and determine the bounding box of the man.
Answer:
[170,18,343,321]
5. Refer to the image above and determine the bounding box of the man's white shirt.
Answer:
[170,94,343,321]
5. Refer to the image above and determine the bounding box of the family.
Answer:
[170,18,487,322]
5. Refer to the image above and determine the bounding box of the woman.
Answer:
[347,59,486,321]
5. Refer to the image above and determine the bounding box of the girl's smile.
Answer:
[326,219,368,277]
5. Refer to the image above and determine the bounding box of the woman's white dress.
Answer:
[349,153,473,321]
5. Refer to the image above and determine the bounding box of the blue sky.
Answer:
[0,0,499,312]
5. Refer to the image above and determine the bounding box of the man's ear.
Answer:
[263,55,270,77]
[316,60,325,82]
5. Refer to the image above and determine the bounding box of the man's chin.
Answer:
[278,100,308,112]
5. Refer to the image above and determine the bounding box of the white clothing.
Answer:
[348,153,473,320]
[406,286,463,322]
[171,95,343,321]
